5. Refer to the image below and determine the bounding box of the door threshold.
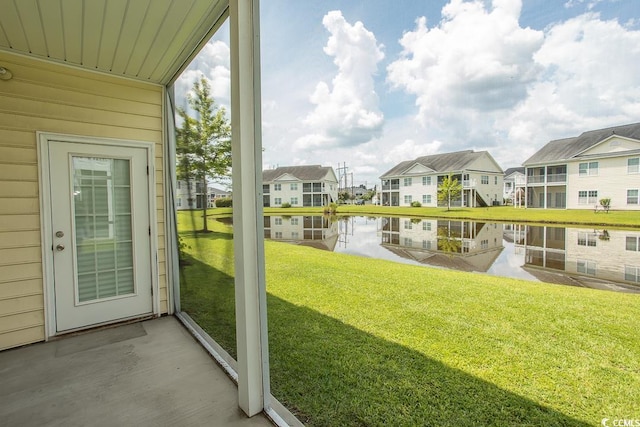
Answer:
[50,314,157,340]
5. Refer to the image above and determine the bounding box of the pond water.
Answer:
[261,215,640,293]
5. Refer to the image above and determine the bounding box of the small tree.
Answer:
[176,76,231,231]
[437,174,463,211]
[338,191,351,203]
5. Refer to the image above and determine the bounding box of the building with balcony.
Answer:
[379,150,504,207]
[521,122,640,209]
[176,180,231,210]
[503,167,525,205]
[262,165,338,207]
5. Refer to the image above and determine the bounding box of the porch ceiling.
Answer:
[0,0,227,85]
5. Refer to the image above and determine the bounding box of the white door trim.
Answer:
[37,132,159,339]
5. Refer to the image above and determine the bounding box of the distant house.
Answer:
[379,150,504,207]
[176,179,205,210]
[208,186,231,207]
[262,165,338,207]
[503,167,525,205]
[176,180,230,210]
[521,122,640,210]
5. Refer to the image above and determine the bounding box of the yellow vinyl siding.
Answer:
[0,51,168,350]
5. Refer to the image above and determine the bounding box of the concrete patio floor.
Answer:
[0,316,274,427]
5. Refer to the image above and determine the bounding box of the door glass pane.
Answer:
[73,157,134,302]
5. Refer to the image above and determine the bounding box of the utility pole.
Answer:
[349,172,354,199]
[336,162,348,193]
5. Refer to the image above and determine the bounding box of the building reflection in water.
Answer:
[379,217,504,273]
[263,215,339,251]
[514,224,640,290]
[262,215,640,292]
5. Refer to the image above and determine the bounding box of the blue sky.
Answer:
[176,0,640,187]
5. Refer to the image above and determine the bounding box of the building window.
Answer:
[422,240,431,249]
[290,183,298,191]
[626,236,640,251]
[177,181,182,190]
[481,175,489,185]
[481,239,489,249]
[275,231,282,239]
[291,197,298,205]
[422,194,432,204]
[577,260,596,275]
[627,189,639,205]
[404,195,412,204]
[494,176,498,185]
[423,221,431,231]
[291,217,299,226]
[578,190,598,205]
[274,217,282,225]
[403,177,412,186]
[404,237,413,246]
[579,161,598,176]
[625,266,640,282]
[404,220,412,230]
[577,232,596,247]
[422,176,432,186]
[291,231,299,239]
[274,197,282,205]
[177,197,182,207]
[628,158,639,174]
[274,183,281,191]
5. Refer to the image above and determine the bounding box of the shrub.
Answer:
[281,202,292,208]
[215,197,232,207]
[411,201,422,207]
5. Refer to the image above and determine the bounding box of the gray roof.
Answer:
[523,122,640,165]
[263,165,335,182]
[504,167,525,177]
[380,150,500,178]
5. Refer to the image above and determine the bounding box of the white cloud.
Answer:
[385,0,544,162]
[385,0,640,169]
[382,139,443,165]
[388,0,543,120]
[294,10,385,150]
[500,12,640,150]
[174,40,231,110]
[564,0,607,10]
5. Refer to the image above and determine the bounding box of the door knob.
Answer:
[56,244,65,251]
[56,231,64,238]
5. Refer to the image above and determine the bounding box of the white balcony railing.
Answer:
[463,179,477,188]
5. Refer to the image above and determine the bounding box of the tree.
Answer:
[176,76,231,232]
[362,189,376,201]
[437,174,462,211]
[338,191,351,203]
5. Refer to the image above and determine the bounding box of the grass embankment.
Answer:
[266,205,640,228]
[178,211,640,426]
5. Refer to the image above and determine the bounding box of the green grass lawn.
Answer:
[178,211,640,426]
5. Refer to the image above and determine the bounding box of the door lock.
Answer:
[56,244,65,251]
[55,231,64,238]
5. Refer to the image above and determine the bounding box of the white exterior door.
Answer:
[46,140,153,332]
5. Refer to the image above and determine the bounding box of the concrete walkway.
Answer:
[0,316,274,427]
